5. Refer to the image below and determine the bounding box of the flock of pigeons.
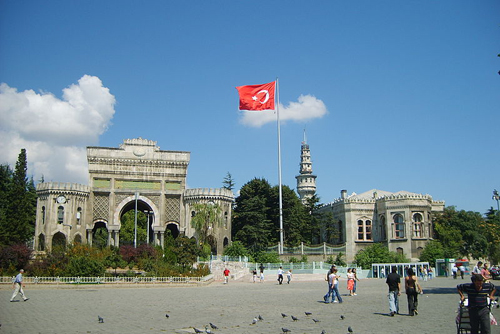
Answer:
[97,311,354,333]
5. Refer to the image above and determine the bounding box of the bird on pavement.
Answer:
[209,323,218,329]
[321,331,326,334]
[193,327,204,334]
[305,312,312,316]
[282,328,291,333]
[348,326,353,333]
[165,314,169,318]
[340,315,345,320]
[312,318,320,323]
[258,315,264,321]
[291,315,298,321]
[205,326,213,334]
[251,318,258,325]
[98,316,104,323]
[281,313,288,318]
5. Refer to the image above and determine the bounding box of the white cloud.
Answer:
[0,75,115,184]
[239,94,328,127]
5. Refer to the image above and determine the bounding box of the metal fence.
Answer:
[0,274,214,285]
[266,242,346,255]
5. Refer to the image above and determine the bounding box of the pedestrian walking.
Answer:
[386,266,400,316]
[286,270,292,284]
[452,264,458,279]
[347,268,355,296]
[252,269,258,283]
[459,264,466,279]
[352,268,360,295]
[457,274,496,334]
[259,263,265,282]
[10,269,29,302]
[405,268,422,316]
[277,266,284,285]
[223,268,230,284]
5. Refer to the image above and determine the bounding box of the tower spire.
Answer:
[295,130,317,203]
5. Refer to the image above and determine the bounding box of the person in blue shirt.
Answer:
[10,269,29,302]
[457,274,496,334]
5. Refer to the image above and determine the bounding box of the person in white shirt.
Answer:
[10,269,29,302]
[277,266,284,285]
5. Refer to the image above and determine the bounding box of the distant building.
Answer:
[34,138,233,254]
[295,135,445,263]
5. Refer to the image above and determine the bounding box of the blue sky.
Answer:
[1,1,499,214]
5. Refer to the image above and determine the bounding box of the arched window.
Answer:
[57,206,64,224]
[76,207,82,225]
[357,219,372,241]
[413,213,423,238]
[393,214,405,239]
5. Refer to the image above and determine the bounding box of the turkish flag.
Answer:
[236,81,276,111]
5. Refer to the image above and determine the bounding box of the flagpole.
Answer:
[276,78,284,255]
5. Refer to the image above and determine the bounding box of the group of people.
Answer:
[472,261,492,281]
[385,266,422,317]
[322,265,360,303]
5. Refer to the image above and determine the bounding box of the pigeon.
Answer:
[281,313,288,318]
[193,328,204,334]
[205,326,213,334]
[98,316,104,323]
[209,323,218,329]
[282,328,291,333]
[340,315,345,320]
[321,331,326,334]
[291,315,298,321]
[305,312,312,316]
[348,326,353,333]
[312,318,320,323]
[251,318,258,325]
[165,314,169,318]
[258,315,264,321]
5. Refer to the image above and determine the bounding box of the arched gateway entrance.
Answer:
[34,138,233,253]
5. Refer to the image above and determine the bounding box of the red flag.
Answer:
[236,81,276,111]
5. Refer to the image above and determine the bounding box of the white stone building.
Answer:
[34,138,233,254]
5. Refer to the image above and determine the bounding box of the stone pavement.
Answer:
[1,275,499,334]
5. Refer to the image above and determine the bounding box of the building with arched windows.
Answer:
[295,134,445,263]
[34,138,233,254]
[316,189,445,263]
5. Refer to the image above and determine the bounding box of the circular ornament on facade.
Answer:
[133,148,146,157]
[56,195,67,204]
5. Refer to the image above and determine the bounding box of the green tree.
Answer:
[119,210,147,245]
[1,149,36,245]
[222,172,235,191]
[223,241,249,257]
[482,208,500,264]
[190,202,222,244]
[232,178,273,251]
[353,243,394,269]
[170,236,200,269]
[433,206,487,259]
[419,240,445,265]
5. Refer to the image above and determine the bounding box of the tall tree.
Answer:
[482,207,500,264]
[232,178,273,251]
[222,172,235,191]
[1,149,36,245]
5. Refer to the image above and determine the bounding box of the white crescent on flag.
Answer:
[252,90,269,104]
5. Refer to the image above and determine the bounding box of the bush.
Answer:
[0,244,33,275]
[253,251,280,263]
[289,256,300,263]
[223,241,249,257]
[65,256,106,277]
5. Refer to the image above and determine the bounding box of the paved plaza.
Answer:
[1,275,499,334]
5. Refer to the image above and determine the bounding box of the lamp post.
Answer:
[144,210,153,244]
[493,189,500,212]
[134,192,139,248]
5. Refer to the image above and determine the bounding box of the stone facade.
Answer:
[317,189,445,263]
[34,138,233,254]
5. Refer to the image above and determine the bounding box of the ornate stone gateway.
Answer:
[34,138,233,254]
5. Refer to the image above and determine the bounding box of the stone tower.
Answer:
[295,131,317,203]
